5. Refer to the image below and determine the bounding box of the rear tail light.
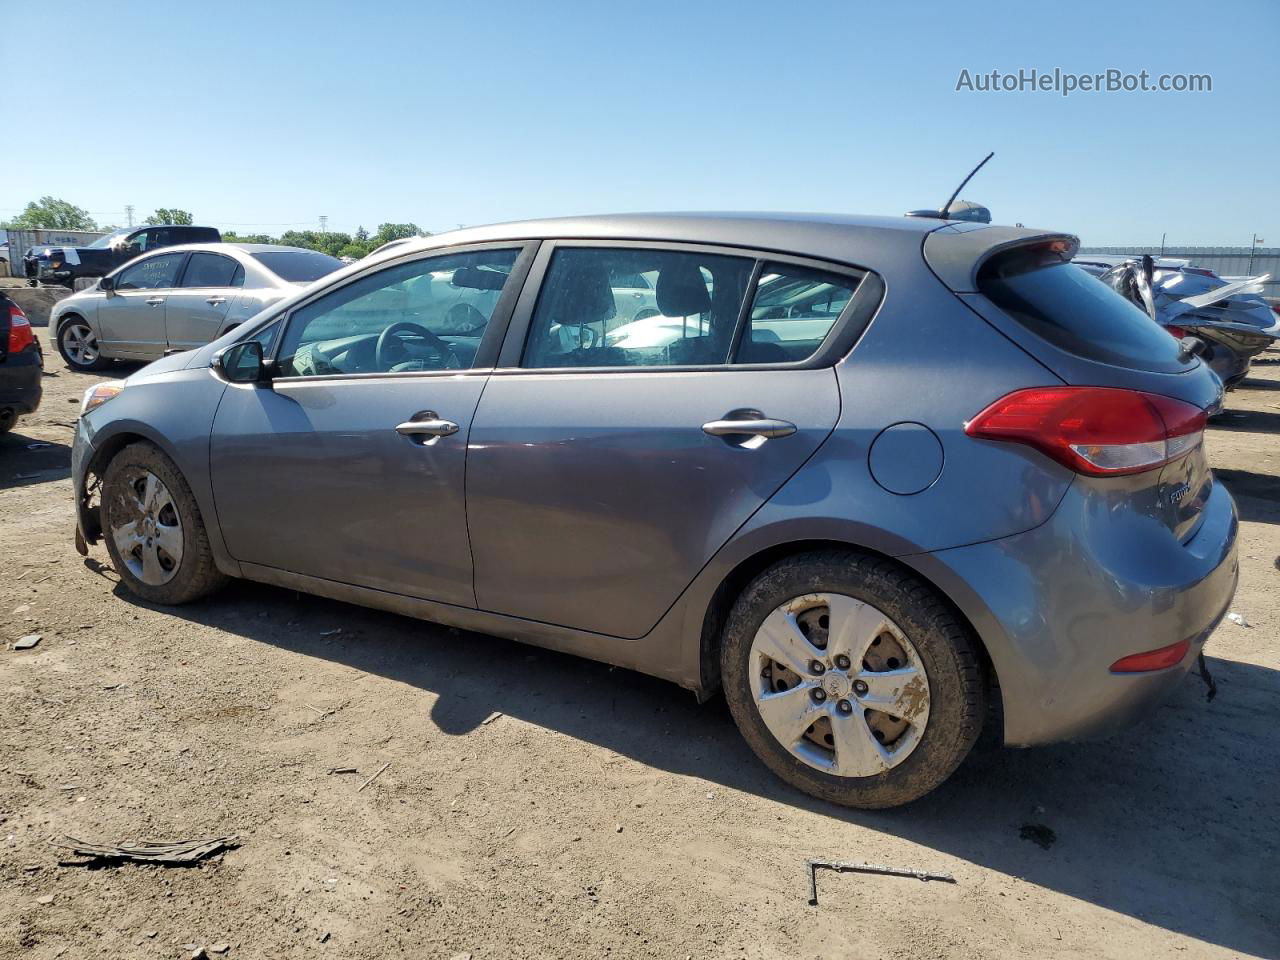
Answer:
[7,305,34,353]
[965,386,1206,477]
[1110,638,1190,672]
[1164,324,1187,339]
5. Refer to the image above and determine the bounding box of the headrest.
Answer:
[543,258,616,326]
[656,261,711,317]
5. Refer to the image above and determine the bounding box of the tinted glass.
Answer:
[276,248,519,376]
[522,247,754,368]
[88,229,129,249]
[980,258,1187,374]
[115,253,186,290]
[181,252,242,288]
[737,263,858,364]
[252,250,344,283]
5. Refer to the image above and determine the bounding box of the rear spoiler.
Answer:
[924,223,1080,293]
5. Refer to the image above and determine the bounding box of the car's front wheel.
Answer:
[101,442,227,604]
[57,317,111,371]
[721,550,985,809]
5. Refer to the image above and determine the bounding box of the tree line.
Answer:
[3,196,427,259]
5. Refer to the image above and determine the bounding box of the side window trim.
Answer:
[495,239,881,373]
[267,240,540,380]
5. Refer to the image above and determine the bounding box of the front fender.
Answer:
[76,365,239,576]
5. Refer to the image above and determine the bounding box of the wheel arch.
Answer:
[695,537,1003,733]
[79,426,183,544]
[55,309,95,338]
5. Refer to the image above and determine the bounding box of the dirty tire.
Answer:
[101,442,228,605]
[56,316,111,372]
[721,550,985,809]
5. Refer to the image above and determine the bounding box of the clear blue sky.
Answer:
[5,0,1277,245]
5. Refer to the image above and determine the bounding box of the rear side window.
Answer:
[979,251,1186,374]
[737,264,858,364]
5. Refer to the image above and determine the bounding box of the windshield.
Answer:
[87,229,131,249]
[252,250,344,283]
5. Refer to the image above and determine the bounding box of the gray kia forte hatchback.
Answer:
[70,213,1238,808]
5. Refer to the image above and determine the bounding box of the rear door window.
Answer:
[181,252,242,288]
[979,253,1186,373]
[521,247,755,368]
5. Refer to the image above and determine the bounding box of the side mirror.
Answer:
[216,341,267,383]
[99,276,115,293]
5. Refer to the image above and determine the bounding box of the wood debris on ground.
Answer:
[53,835,240,866]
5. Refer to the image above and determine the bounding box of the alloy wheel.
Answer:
[62,322,100,367]
[749,592,931,777]
[110,469,184,586]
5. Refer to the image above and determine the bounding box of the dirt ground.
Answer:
[2,324,1278,959]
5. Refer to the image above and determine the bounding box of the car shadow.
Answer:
[0,431,71,490]
[1240,377,1280,391]
[120,578,1280,958]
[1210,408,1280,434]
[1215,469,1280,524]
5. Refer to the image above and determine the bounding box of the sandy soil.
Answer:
[2,332,1277,959]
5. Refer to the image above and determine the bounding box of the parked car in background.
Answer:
[0,290,42,434]
[24,224,222,288]
[1096,255,1279,388]
[69,212,1237,809]
[50,244,343,371]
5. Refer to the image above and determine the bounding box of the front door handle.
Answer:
[205,296,227,305]
[702,417,797,439]
[145,297,165,306]
[395,412,459,440]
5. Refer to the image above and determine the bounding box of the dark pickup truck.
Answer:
[23,224,222,288]
[0,291,42,434]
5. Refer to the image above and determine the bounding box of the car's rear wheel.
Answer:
[101,442,227,604]
[721,550,985,809]
[57,317,110,371]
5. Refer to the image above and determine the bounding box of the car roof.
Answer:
[150,242,330,256]
[373,211,1036,274]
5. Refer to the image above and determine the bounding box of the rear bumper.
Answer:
[0,346,44,416]
[907,476,1239,746]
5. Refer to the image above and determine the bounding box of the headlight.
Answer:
[81,382,126,415]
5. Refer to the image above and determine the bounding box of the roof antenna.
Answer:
[906,151,995,222]
[939,151,994,218]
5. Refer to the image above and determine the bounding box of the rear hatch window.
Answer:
[978,246,1188,374]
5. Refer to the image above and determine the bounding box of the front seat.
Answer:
[656,261,718,364]
[534,260,618,365]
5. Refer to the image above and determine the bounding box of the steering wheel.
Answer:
[376,321,455,370]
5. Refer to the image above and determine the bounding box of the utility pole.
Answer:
[319,215,328,234]
[1160,232,1166,257]
[125,205,134,227]
[1248,233,1264,275]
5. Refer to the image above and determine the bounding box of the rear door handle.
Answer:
[395,413,459,440]
[702,417,797,439]
[205,296,227,305]
[145,297,165,306]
